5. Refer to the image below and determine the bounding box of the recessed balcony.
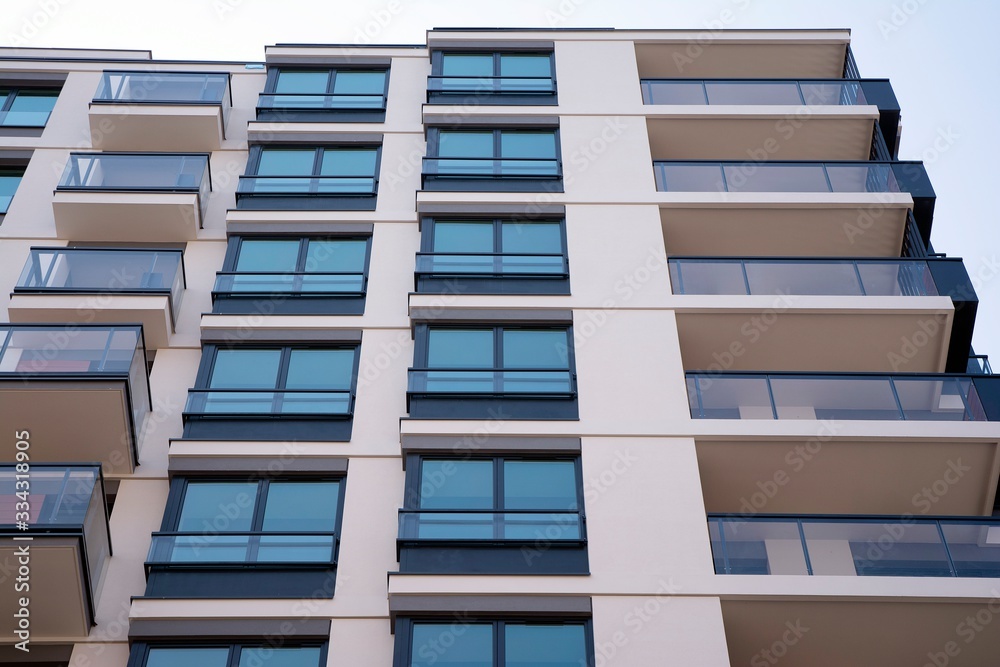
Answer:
[0,465,111,641]
[634,37,849,79]
[643,79,897,160]
[670,257,976,373]
[655,161,934,257]
[0,325,150,474]
[89,71,231,151]
[9,248,185,349]
[53,153,211,242]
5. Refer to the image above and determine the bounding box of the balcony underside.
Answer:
[88,104,225,151]
[658,196,911,257]
[647,112,876,160]
[8,294,173,349]
[697,438,998,516]
[674,298,955,373]
[634,41,848,79]
[52,191,201,242]
[723,599,1000,667]
[0,380,137,474]
[0,537,92,641]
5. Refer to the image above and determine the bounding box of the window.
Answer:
[408,325,578,420]
[0,168,24,215]
[258,68,389,120]
[213,236,371,314]
[428,51,556,104]
[395,620,592,667]
[183,344,360,440]
[423,128,561,192]
[417,218,569,294]
[237,145,381,210]
[130,643,327,667]
[0,87,59,127]
[145,477,344,597]
[398,455,587,574]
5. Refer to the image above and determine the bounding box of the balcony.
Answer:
[212,271,367,314]
[414,252,570,295]
[406,369,578,420]
[0,325,149,474]
[182,389,354,441]
[643,79,898,160]
[654,161,934,257]
[670,257,976,373]
[421,157,562,192]
[53,153,211,242]
[0,465,110,641]
[686,372,1000,422]
[89,71,231,151]
[9,248,185,349]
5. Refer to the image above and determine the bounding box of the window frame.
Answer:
[128,641,330,667]
[258,66,390,121]
[0,86,60,128]
[212,234,373,315]
[428,50,558,105]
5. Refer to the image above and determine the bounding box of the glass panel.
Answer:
[146,648,230,667]
[236,239,300,272]
[656,163,724,191]
[433,221,495,253]
[722,164,830,193]
[893,378,972,421]
[0,172,21,213]
[800,82,863,105]
[418,370,496,393]
[643,81,706,104]
[333,71,386,94]
[826,164,898,193]
[409,512,495,539]
[275,71,330,94]
[278,391,351,414]
[304,239,367,272]
[499,55,551,77]
[669,260,747,295]
[438,131,493,158]
[410,623,492,667]
[238,647,323,667]
[688,375,773,419]
[177,482,257,532]
[720,519,803,574]
[856,261,935,296]
[255,535,336,562]
[0,466,99,525]
[501,131,556,158]
[420,460,493,509]
[209,349,281,388]
[4,91,58,126]
[502,512,582,540]
[744,261,863,296]
[502,221,562,254]
[502,329,569,369]
[504,461,576,509]
[262,481,340,531]
[441,54,493,77]
[505,624,587,667]
[165,534,250,562]
[427,329,494,368]
[769,377,901,420]
[831,521,951,576]
[257,149,316,175]
[320,148,378,176]
[705,82,802,104]
[941,523,1000,577]
[286,349,355,389]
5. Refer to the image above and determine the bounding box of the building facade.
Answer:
[1,27,999,667]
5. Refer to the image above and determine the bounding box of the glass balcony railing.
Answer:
[654,161,901,193]
[686,372,994,421]
[236,175,377,196]
[415,252,569,278]
[669,258,938,297]
[427,75,556,95]
[257,92,386,111]
[422,157,560,179]
[408,369,576,397]
[146,532,337,569]
[641,79,867,106]
[57,153,211,216]
[968,355,993,375]
[183,389,353,417]
[212,272,366,296]
[398,510,585,541]
[710,515,1000,578]
[16,247,186,324]
[93,71,231,110]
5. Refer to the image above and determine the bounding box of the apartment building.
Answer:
[1,27,999,667]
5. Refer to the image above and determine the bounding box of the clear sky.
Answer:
[3,0,998,356]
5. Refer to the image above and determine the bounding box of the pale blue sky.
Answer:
[3,0,998,355]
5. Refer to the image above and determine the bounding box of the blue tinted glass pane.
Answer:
[321,149,377,176]
[420,460,493,509]
[499,55,551,77]
[333,71,386,94]
[238,647,323,667]
[275,71,329,94]
[0,174,21,213]
[285,349,355,389]
[427,329,494,368]
[501,132,556,159]
[505,624,587,667]
[441,54,493,77]
[411,623,492,667]
[147,648,230,667]
[258,149,316,175]
[502,222,562,253]
[305,239,367,272]
[177,482,258,532]
[262,481,340,531]
[236,239,300,272]
[502,330,569,369]
[6,92,58,125]
[433,221,494,252]
[505,461,577,509]
[438,131,493,158]
[209,349,281,388]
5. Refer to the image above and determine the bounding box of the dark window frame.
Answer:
[127,641,330,667]
[212,233,373,314]
[428,50,558,105]
[258,66,390,121]
[0,86,60,128]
